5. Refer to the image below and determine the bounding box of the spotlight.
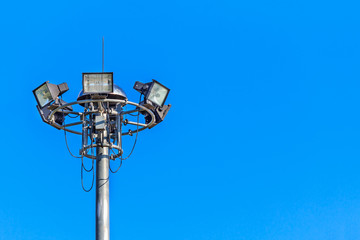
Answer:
[133,79,170,108]
[83,72,113,94]
[134,79,171,127]
[33,81,72,127]
[33,81,69,108]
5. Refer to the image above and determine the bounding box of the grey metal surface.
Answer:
[82,114,88,155]
[63,121,83,128]
[95,116,106,130]
[96,113,110,240]
[82,143,122,160]
[49,99,156,136]
[77,84,128,102]
[116,107,122,153]
[126,120,147,127]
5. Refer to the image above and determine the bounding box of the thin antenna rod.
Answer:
[102,37,104,72]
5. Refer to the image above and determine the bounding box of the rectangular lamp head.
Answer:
[83,72,113,94]
[33,81,60,108]
[146,80,170,107]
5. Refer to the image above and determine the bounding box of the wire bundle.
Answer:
[62,94,142,192]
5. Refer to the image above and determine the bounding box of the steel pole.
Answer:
[96,122,110,240]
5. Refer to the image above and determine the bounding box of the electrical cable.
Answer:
[60,93,143,187]
[109,94,142,172]
[81,156,94,192]
[81,111,95,192]
[63,127,83,159]
[59,97,94,191]
[109,147,122,173]
[82,159,94,172]
[120,93,142,161]
[82,120,94,172]
[108,108,122,173]
[61,98,82,159]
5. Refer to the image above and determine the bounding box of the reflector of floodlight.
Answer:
[34,83,53,108]
[33,81,69,108]
[83,72,113,94]
[146,80,170,107]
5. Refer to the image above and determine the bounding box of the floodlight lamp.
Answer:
[33,81,69,108]
[33,81,71,128]
[146,80,170,107]
[133,79,170,107]
[83,72,113,94]
[34,82,53,108]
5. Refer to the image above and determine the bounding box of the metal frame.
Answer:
[46,98,155,160]
[48,99,155,134]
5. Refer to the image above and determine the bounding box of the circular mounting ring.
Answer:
[48,99,156,160]
[48,99,156,135]
[81,143,123,160]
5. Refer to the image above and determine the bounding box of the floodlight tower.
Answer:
[32,53,171,240]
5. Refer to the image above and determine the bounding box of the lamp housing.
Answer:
[33,81,69,108]
[83,72,113,94]
[133,79,170,107]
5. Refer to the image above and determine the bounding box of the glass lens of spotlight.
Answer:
[83,73,113,93]
[148,82,169,106]
[35,83,53,108]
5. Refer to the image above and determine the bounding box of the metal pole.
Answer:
[96,113,110,240]
[102,37,104,72]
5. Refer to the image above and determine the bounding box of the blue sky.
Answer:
[1,0,360,239]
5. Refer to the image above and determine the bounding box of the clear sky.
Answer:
[1,0,360,239]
